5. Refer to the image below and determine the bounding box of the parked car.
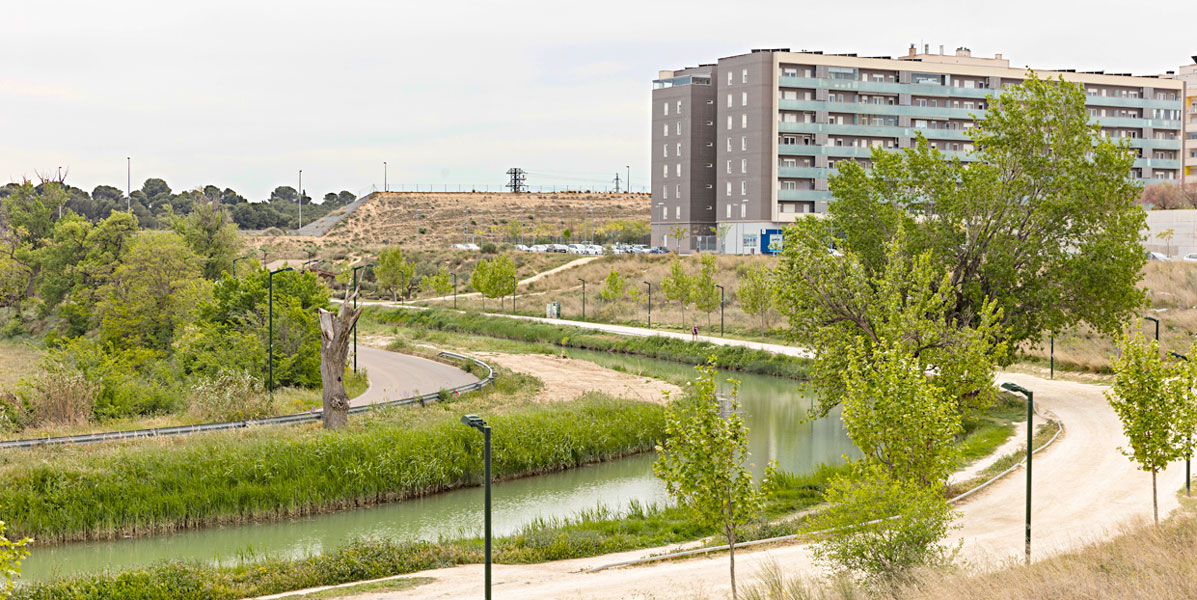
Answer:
[1183,253,1197,263]
[549,244,569,253]
[514,244,530,252]
[530,244,548,253]
[1147,251,1171,262]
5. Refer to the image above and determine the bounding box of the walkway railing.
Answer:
[0,351,493,451]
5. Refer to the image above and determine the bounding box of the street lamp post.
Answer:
[1145,316,1160,344]
[384,161,388,192]
[352,263,375,373]
[298,170,303,230]
[302,259,319,272]
[460,414,492,600]
[232,255,248,278]
[1000,381,1034,565]
[626,165,630,194]
[1050,336,1054,380]
[578,278,586,321]
[643,281,651,328]
[715,284,724,337]
[510,275,517,315]
[1169,351,1192,498]
[126,157,131,211]
[269,267,294,395]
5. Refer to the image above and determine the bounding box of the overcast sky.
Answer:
[3,0,1195,201]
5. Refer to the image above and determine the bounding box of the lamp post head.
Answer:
[271,266,294,275]
[715,284,724,290]
[1145,316,1160,324]
[461,414,489,431]
[1000,382,1031,397]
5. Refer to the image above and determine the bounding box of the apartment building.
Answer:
[1174,57,1197,183]
[651,47,1187,254]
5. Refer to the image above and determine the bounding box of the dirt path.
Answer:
[414,256,602,304]
[285,370,1190,600]
[481,352,679,404]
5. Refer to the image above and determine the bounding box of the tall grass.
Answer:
[372,307,812,380]
[0,394,664,543]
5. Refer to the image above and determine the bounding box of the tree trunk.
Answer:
[727,493,738,600]
[1152,469,1159,525]
[317,290,362,430]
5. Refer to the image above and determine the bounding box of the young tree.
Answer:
[662,257,692,328]
[737,263,774,335]
[820,74,1146,356]
[667,224,687,252]
[375,247,415,302]
[598,267,627,312]
[472,255,516,311]
[1107,334,1197,524]
[425,265,453,297]
[0,519,30,599]
[654,362,776,600]
[692,254,721,331]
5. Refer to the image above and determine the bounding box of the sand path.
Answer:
[480,352,679,404]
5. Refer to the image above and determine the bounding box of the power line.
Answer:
[505,168,527,193]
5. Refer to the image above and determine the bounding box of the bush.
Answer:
[188,369,272,421]
[25,369,97,427]
[481,242,497,254]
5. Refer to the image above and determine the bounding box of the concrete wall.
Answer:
[1144,209,1197,258]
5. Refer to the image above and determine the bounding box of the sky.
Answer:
[3,0,1195,201]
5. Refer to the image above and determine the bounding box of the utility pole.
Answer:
[505,168,527,193]
[298,170,303,230]
[127,157,131,211]
[612,173,622,193]
[384,161,388,192]
[626,165,630,194]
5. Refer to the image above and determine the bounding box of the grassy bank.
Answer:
[369,307,812,380]
[0,371,665,543]
[10,465,846,600]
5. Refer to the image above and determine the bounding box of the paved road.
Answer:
[351,346,477,407]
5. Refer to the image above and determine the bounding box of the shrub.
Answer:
[481,243,497,254]
[188,369,272,422]
[25,369,97,427]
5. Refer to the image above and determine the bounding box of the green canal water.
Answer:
[20,350,856,582]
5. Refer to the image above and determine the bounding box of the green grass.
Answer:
[367,307,812,380]
[0,374,664,543]
[0,339,39,389]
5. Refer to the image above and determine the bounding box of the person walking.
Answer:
[692,324,699,342]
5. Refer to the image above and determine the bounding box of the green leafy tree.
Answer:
[598,268,627,311]
[0,180,67,312]
[472,255,516,311]
[376,247,415,302]
[1107,333,1197,524]
[737,263,774,335]
[654,361,776,600]
[662,257,693,328]
[95,231,211,351]
[0,519,31,598]
[775,229,1007,418]
[820,73,1145,356]
[805,462,959,585]
[425,265,453,297]
[691,254,720,331]
[169,195,241,280]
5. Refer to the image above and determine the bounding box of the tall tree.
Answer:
[662,257,693,328]
[819,73,1146,354]
[654,362,775,600]
[170,195,241,280]
[376,248,415,302]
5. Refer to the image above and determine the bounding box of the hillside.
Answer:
[245,191,649,256]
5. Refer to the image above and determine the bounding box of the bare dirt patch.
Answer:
[480,352,679,404]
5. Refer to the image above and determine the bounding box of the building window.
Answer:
[741,69,748,83]
[741,114,747,128]
[741,136,747,151]
[676,100,682,114]
[663,102,669,116]
[726,160,732,174]
[676,206,681,219]
[741,158,747,174]
[663,145,668,158]
[726,137,732,151]
[676,121,681,135]
[662,205,667,220]
[727,116,733,130]
[727,94,733,108]
[741,92,748,106]
[676,163,681,176]
[676,184,680,197]
[676,143,682,156]
[741,181,747,196]
[741,204,747,218]
[663,186,668,200]
[728,71,733,85]
[726,204,732,218]
[663,124,668,137]
[663,164,668,178]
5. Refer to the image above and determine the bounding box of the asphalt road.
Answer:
[351,346,477,407]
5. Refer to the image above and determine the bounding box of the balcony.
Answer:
[778,121,971,141]
[1094,116,1182,130]
[778,189,834,201]
[778,166,832,178]
[779,76,994,100]
[779,99,987,120]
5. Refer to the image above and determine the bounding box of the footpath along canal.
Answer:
[20,350,856,582]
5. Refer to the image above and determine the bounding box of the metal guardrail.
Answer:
[0,351,494,451]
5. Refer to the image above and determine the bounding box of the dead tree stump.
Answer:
[317,292,361,430]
